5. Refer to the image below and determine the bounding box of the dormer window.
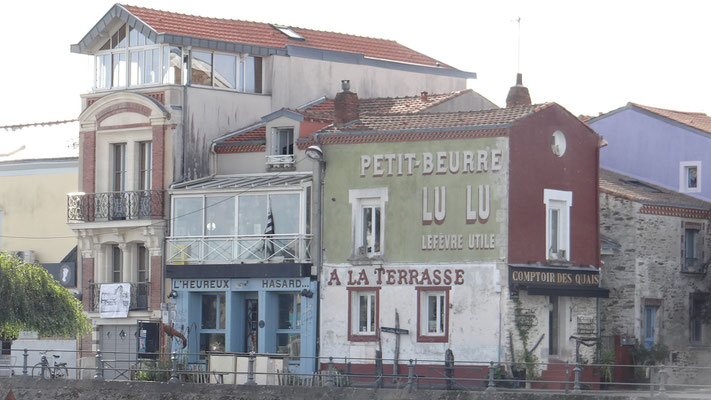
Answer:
[266,128,295,168]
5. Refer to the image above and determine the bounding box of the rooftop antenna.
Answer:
[515,17,521,74]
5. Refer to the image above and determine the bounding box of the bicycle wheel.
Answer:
[55,366,69,379]
[32,363,51,379]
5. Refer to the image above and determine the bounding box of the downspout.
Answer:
[312,133,324,369]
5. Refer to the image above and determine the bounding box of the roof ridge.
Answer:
[121,4,402,44]
[632,102,708,116]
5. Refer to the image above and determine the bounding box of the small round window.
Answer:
[551,130,566,157]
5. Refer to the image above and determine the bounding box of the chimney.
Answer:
[420,91,428,101]
[506,73,531,108]
[334,80,359,127]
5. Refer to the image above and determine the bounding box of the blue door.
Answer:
[644,306,656,349]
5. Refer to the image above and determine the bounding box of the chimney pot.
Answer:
[341,80,351,92]
[420,91,428,101]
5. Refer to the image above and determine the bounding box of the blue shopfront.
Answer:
[168,268,318,374]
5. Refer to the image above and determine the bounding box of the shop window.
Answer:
[349,188,388,259]
[683,222,705,273]
[200,293,226,357]
[348,287,379,341]
[276,293,301,362]
[417,287,449,342]
[544,189,572,261]
[690,293,708,345]
[680,161,701,193]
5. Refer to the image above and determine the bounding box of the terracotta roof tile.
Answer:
[319,104,538,133]
[122,4,450,68]
[632,103,711,134]
[600,168,711,210]
[298,90,473,121]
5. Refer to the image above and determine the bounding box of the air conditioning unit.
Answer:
[13,250,36,264]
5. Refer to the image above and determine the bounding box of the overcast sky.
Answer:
[1,0,710,127]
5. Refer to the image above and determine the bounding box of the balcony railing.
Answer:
[88,281,150,312]
[266,154,295,168]
[166,234,312,264]
[67,190,164,223]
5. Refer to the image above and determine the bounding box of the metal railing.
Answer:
[88,281,150,312]
[166,234,312,264]
[7,348,711,398]
[67,190,164,223]
[266,154,295,168]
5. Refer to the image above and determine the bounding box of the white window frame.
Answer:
[138,141,152,191]
[351,290,377,336]
[680,161,702,193]
[349,187,388,258]
[421,290,447,336]
[544,189,572,261]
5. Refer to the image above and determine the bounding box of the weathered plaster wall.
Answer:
[269,56,467,111]
[0,166,77,262]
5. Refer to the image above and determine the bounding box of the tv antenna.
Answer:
[515,17,521,73]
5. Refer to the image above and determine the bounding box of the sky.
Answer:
[1,0,710,127]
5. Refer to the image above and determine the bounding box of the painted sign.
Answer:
[509,265,601,290]
[328,267,465,286]
[99,283,131,318]
[172,279,230,289]
[324,138,507,263]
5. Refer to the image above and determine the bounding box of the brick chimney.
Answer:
[334,80,359,127]
[420,91,428,101]
[506,73,531,108]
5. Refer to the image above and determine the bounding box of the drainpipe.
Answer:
[307,133,325,370]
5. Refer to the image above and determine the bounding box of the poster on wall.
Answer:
[100,283,131,318]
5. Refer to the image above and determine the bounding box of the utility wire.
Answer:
[0,156,312,240]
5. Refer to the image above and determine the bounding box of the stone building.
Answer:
[599,168,711,384]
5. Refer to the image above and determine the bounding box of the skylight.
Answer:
[273,25,304,41]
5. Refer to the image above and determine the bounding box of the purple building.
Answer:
[589,103,711,202]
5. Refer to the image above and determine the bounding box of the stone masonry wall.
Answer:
[600,192,711,384]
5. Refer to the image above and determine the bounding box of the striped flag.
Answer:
[264,207,275,256]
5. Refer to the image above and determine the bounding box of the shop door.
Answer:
[99,325,137,380]
[246,299,259,353]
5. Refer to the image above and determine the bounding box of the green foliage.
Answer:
[630,343,669,366]
[512,298,539,381]
[134,359,173,382]
[597,349,615,382]
[0,252,90,341]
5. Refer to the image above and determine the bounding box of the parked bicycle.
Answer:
[32,351,68,379]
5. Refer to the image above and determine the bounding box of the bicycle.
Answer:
[32,351,68,379]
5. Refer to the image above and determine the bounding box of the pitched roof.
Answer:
[0,121,79,163]
[600,168,711,211]
[118,5,450,68]
[214,90,488,151]
[317,104,539,134]
[630,103,711,134]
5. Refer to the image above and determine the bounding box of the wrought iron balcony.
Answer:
[166,234,312,264]
[88,281,150,312]
[266,154,295,169]
[67,190,164,223]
